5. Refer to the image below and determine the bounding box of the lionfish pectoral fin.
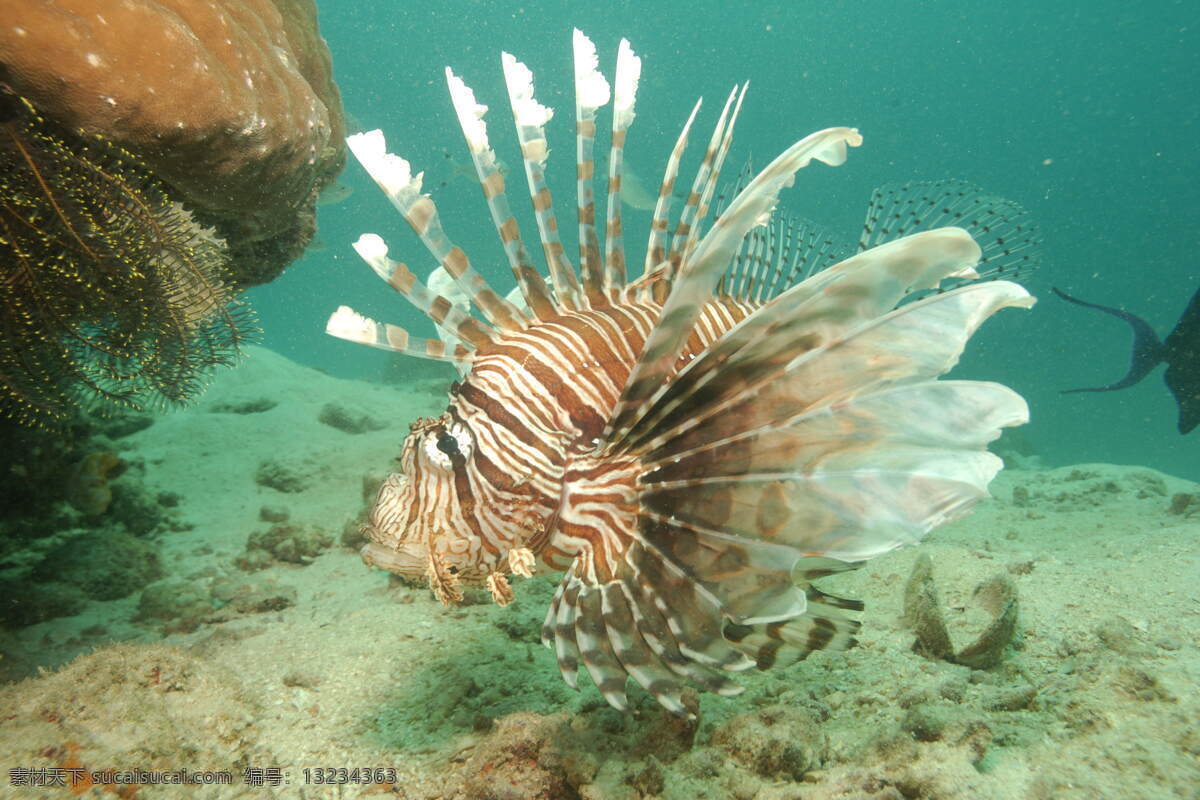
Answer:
[486,572,515,606]
[604,126,865,448]
[541,544,751,717]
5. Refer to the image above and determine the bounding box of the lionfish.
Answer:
[326,31,1038,717]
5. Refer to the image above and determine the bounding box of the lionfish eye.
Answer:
[435,431,460,456]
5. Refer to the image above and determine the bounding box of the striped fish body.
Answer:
[330,31,1036,717]
[360,296,750,589]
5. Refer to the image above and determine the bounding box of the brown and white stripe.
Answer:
[329,30,1036,719]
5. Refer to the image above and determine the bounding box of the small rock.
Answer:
[239,523,333,568]
[629,757,665,796]
[1115,666,1175,703]
[341,518,367,548]
[318,402,388,434]
[137,579,213,624]
[1095,616,1154,657]
[255,460,308,493]
[900,705,955,742]
[710,705,827,781]
[282,672,322,689]
[259,505,290,523]
[982,684,1037,711]
[210,397,277,414]
[1167,492,1198,515]
[460,712,573,800]
[212,577,297,614]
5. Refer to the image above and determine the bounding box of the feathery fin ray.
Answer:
[328,31,1035,720]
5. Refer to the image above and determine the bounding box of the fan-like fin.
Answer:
[345,130,526,331]
[542,575,582,690]
[446,68,555,320]
[502,52,583,312]
[603,124,862,448]
[574,583,632,711]
[324,306,471,366]
[349,233,492,350]
[646,280,1034,463]
[602,39,641,302]
[724,578,863,669]
[859,180,1042,287]
[572,29,612,307]
[625,227,984,453]
[599,582,689,715]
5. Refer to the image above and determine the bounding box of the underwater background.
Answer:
[254,0,1198,480]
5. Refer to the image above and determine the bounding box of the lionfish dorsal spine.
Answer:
[501,51,584,312]
[344,130,525,332]
[324,305,472,365]
[445,67,557,321]
[603,125,865,448]
[348,233,491,350]
[641,97,702,299]
[680,83,748,269]
[665,84,743,273]
[572,28,612,307]
[601,38,642,303]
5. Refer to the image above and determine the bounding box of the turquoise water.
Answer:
[250,0,1198,478]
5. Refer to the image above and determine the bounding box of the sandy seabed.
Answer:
[1,346,1196,800]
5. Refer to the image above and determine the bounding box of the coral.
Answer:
[0,0,346,288]
[0,92,256,427]
[238,522,332,568]
[35,530,162,601]
[0,643,273,792]
[65,451,123,516]
[459,712,575,800]
[710,705,828,781]
[136,578,214,630]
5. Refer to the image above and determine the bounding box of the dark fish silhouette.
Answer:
[1053,287,1200,434]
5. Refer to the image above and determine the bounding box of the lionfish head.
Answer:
[360,412,486,603]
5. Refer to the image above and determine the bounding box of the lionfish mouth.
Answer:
[360,540,427,577]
